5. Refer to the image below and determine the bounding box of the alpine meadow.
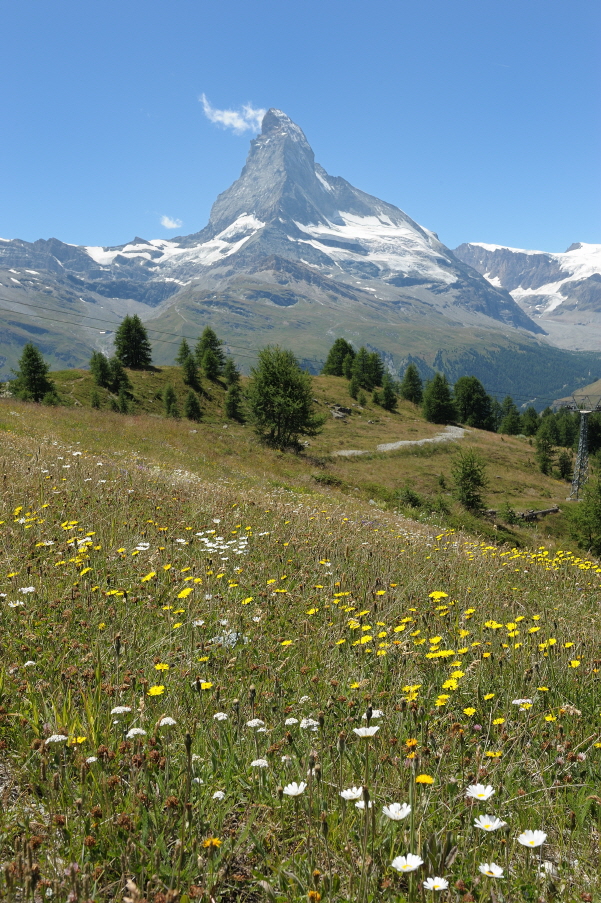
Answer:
[1,322,601,902]
[1,8,601,898]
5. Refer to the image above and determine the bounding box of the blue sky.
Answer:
[1,0,599,253]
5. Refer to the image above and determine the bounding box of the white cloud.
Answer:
[161,215,182,230]
[200,93,265,134]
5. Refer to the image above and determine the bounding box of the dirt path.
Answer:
[333,424,467,457]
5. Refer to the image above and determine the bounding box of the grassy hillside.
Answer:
[0,406,600,902]
[3,367,585,552]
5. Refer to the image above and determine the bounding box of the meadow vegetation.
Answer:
[0,399,600,902]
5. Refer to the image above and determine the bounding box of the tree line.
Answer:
[7,328,596,479]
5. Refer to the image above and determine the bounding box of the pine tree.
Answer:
[114,315,152,369]
[380,374,398,411]
[195,327,225,375]
[223,358,241,386]
[184,390,202,422]
[108,357,130,394]
[163,384,179,418]
[11,343,55,402]
[350,347,373,390]
[225,384,243,421]
[521,406,540,437]
[342,353,354,379]
[499,396,522,435]
[349,375,359,399]
[202,347,220,381]
[366,352,384,388]
[557,449,573,480]
[175,338,192,365]
[118,387,130,414]
[535,423,555,475]
[322,338,355,376]
[422,373,456,424]
[182,355,200,390]
[90,389,101,409]
[90,351,111,388]
[451,448,488,512]
[453,376,494,430]
[399,363,423,404]
[246,346,325,449]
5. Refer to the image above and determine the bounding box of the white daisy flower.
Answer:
[340,787,363,801]
[282,781,307,797]
[382,802,411,821]
[466,783,495,801]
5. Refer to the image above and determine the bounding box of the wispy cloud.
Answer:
[161,215,182,230]
[200,93,265,134]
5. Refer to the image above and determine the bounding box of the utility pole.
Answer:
[569,409,591,500]
[563,393,601,500]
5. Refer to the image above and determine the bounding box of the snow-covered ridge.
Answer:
[291,213,456,283]
[470,241,601,281]
[456,242,601,318]
[85,215,265,269]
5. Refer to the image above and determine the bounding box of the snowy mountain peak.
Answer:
[454,241,601,336]
[261,108,308,141]
[0,109,543,353]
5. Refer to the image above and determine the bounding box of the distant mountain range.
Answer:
[1,109,600,403]
[454,242,601,352]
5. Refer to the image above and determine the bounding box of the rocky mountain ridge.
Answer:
[454,242,601,351]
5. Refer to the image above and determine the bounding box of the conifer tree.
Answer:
[399,363,423,404]
[535,422,555,474]
[182,355,200,390]
[342,353,354,379]
[246,346,325,449]
[195,327,225,376]
[90,389,101,409]
[557,449,573,480]
[366,352,384,388]
[225,383,243,421]
[11,343,55,402]
[163,384,179,418]
[521,406,540,437]
[108,357,131,394]
[422,373,456,424]
[184,390,202,422]
[202,347,220,381]
[453,376,494,430]
[118,387,130,414]
[451,448,488,512]
[223,358,241,386]
[350,347,373,390]
[322,338,355,376]
[380,374,398,411]
[175,338,193,365]
[90,351,111,388]
[114,315,152,369]
[499,396,522,435]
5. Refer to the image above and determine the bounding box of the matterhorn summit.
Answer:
[0,107,550,380]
